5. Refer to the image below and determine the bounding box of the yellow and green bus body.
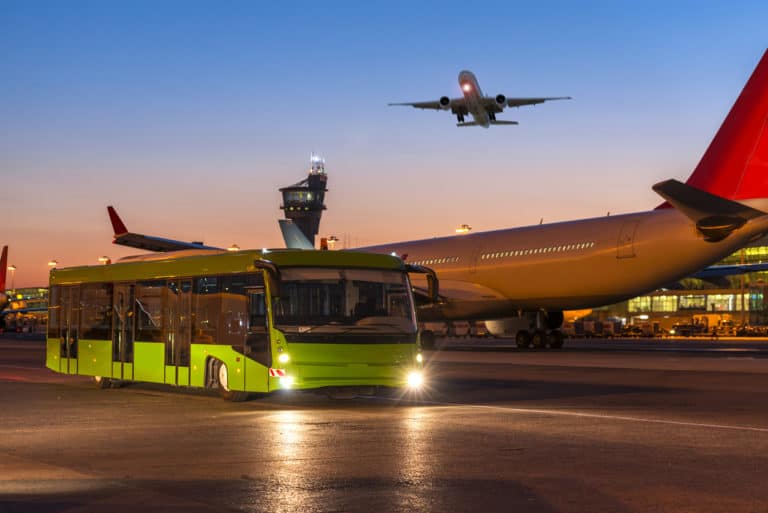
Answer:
[46,249,425,400]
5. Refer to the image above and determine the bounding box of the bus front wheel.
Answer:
[213,360,249,402]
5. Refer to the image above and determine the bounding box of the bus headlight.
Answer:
[416,353,423,364]
[280,375,294,389]
[278,352,290,364]
[407,370,424,389]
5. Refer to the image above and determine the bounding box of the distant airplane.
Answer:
[107,207,313,252]
[0,246,8,310]
[106,50,768,349]
[388,70,571,127]
[108,206,219,252]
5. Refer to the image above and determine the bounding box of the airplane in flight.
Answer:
[107,50,768,348]
[388,70,571,127]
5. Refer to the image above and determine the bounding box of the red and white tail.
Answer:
[684,49,768,200]
[0,246,7,291]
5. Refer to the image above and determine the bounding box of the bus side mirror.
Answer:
[405,264,439,303]
[253,260,282,298]
[426,272,439,303]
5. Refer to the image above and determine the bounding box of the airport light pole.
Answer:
[48,260,58,269]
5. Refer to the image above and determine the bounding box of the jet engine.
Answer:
[439,96,451,110]
[495,94,506,106]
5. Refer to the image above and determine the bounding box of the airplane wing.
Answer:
[504,96,572,108]
[388,100,446,110]
[388,98,468,115]
[693,262,768,280]
[108,206,220,252]
[457,120,519,127]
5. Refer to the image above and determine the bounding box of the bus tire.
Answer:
[93,376,111,389]
[213,360,249,402]
[547,331,564,349]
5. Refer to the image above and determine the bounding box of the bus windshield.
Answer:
[273,268,417,335]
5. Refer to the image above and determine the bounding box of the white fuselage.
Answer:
[458,70,490,127]
[362,208,768,320]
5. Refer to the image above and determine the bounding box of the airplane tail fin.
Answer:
[0,246,7,291]
[683,49,768,200]
[107,206,128,236]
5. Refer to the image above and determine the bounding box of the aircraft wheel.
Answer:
[214,360,249,402]
[531,330,546,349]
[547,331,564,349]
[515,331,531,349]
[93,375,111,389]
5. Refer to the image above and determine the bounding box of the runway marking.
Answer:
[401,400,768,433]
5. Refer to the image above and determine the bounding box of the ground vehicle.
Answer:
[46,249,427,400]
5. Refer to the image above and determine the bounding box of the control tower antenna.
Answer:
[279,154,328,247]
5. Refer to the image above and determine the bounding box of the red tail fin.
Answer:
[0,246,7,291]
[107,206,128,236]
[685,50,768,200]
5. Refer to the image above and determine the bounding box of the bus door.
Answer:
[165,279,192,385]
[58,285,80,375]
[112,284,135,380]
[245,286,271,368]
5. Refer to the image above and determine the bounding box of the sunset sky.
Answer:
[2,1,768,287]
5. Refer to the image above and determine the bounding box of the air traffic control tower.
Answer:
[279,155,328,247]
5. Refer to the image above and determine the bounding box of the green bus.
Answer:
[46,249,431,400]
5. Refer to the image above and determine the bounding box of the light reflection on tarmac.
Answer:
[1,336,768,512]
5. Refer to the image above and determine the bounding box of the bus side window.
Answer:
[246,287,270,367]
[48,285,60,341]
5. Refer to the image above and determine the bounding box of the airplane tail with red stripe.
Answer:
[0,246,7,292]
[683,49,768,200]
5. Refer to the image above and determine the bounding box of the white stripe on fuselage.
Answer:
[360,208,768,315]
[459,70,490,127]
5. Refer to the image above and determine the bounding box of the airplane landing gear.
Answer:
[457,113,465,123]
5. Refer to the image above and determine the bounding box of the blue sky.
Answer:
[2,0,767,286]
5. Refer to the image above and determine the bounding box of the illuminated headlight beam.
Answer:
[407,371,424,389]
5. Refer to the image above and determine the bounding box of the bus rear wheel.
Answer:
[213,360,249,402]
[93,376,111,389]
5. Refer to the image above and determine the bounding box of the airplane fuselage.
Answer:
[458,70,490,127]
[362,207,768,320]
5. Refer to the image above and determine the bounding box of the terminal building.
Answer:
[0,287,48,334]
[585,235,768,334]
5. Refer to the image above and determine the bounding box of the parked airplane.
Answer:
[107,207,313,252]
[108,206,219,252]
[388,70,571,127]
[107,51,768,348]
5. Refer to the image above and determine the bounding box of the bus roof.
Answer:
[49,249,404,285]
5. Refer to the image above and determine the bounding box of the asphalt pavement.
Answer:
[2,335,767,513]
